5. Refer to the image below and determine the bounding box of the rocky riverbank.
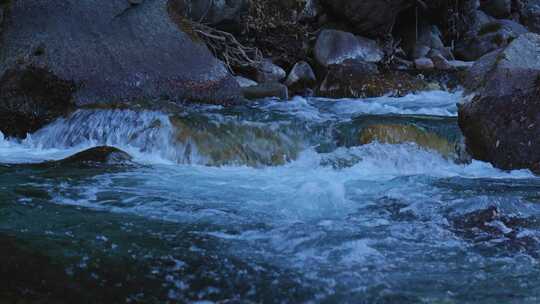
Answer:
[1,0,540,171]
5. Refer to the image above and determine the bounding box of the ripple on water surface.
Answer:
[0,91,539,303]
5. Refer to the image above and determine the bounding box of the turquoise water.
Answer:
[1,91,539,303]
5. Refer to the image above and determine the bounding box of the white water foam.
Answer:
[261,90,462,121]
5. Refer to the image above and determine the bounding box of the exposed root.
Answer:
[187,20,263,73]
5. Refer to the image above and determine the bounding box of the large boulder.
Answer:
[314,30,383,67]
[459,33,540,172]
[458,84,540,173]
[455,19,529,61]
[465,33,540,97]
[0,0,240,108]
[319,0,412,37]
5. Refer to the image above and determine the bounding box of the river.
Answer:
[1,91,539,303]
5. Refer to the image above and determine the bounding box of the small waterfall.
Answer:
[23,109,306,166]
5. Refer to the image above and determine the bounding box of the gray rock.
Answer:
[459,33,540,172]
[255,60,286,83]
[0,0,242,138]
[455,19,529,61]
[0,0,240,109]
[414,58,435,70]
[356,36,385,63]
[465,33,540,97]
[314,30,383,67]
[468,9,496,34]
[285,61,317,94]
[401,24,449,60]
[185,0,249,29]
[319,0,412,37]
[298,0,322,21]
[480,0,512,18]
[448,60,475,70]
[242,83,289,100]
[521,0,540,33]
[235,76,258,88]
[430,54,452,70]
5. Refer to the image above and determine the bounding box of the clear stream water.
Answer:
[1,91,539,303]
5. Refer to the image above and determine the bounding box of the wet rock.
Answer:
[459,33,540,172]
[318,60,427,98]
[459,85,540,172]
[314,30,383,67]
[451,206,539,256]
[0,66,75,138]
[54,146,133,167]
[170,115,300,166]
[235,76,258,88]
[455,19,529,61]
[0,0,240,109]
[254,60,286,83]
[242,83,289,100]
[414,58,435,70]
[359,124,457,158]
[480,0,512,18]
[285,61,317,95]
[319,0,412,37]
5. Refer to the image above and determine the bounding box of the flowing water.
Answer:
[1,91,539,303]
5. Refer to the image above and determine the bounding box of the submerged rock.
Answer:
[170,116,301,166]
[359,124,457,158]
[0,0,240,110]
[451,206,539,256]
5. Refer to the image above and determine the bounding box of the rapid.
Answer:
[1,90,539,303]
